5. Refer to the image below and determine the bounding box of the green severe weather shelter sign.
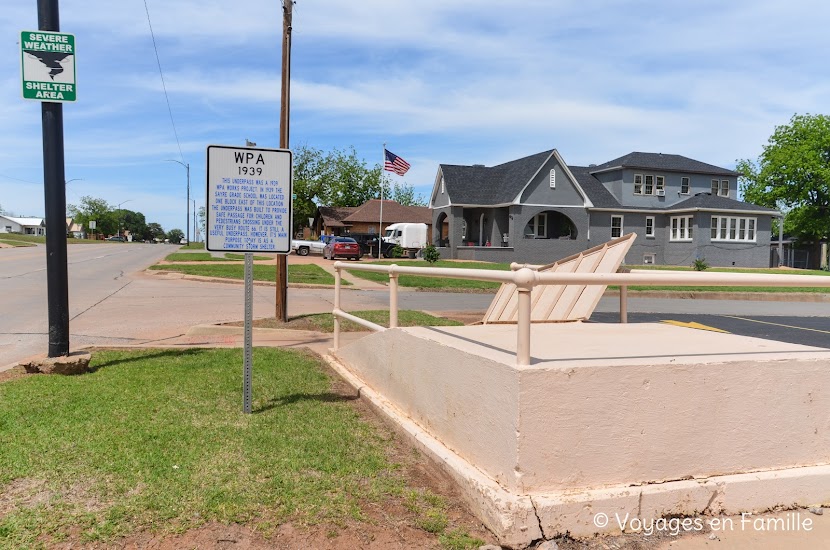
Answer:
[20,30,76,102]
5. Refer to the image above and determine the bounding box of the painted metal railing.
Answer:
[332,261,830,366]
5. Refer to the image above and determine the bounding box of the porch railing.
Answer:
[332,262,830,366]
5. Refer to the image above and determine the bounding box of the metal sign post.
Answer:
[205,145,293,413]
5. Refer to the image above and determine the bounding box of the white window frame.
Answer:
[644,175,654,195]
[655,175,665,193]
[634,174,643,195]
[524,213,548,238]
[534,213,547,238]
[441,177,445,194]
[645,216,655,238]
[710,216,757,242]
[711,179,719,194]
[643,253,656,265]
[720,179,729,197]
[670,215,694,242]
[549,169,556,189]
[611,215,623,239]
[680,177,690,195]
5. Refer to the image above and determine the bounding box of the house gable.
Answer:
[430,167,451,208]
[516,150,592,207]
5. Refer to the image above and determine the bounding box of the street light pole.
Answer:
[166,159,190,244]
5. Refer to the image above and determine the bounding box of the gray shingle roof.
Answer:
[440,150,553,205]
[590,152,739,176]
[668,193,778,213]
[568,166,620,208]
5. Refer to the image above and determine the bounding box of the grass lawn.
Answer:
[0,348,483,547]
[163,252,272,262]
[346,260,511,291]
[149,263,344,285]
[180,242,206,250]
[247,310,464,332]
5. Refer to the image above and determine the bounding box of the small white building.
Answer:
[0,215,46,235]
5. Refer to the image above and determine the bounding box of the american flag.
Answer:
[384,149,411,176]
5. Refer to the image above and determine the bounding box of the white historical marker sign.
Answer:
[206,145,293,253]
[20,30,76,102]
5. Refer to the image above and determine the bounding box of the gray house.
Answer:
[430,150,779,267]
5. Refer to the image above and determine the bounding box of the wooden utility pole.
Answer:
[276,0,293,321]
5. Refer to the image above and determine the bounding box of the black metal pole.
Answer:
[38,0,70,357]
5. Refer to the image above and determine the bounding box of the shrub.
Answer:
[422,244,440,264]
[391,244,404,258]
[692,258,709,271]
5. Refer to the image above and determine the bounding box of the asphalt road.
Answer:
[589,311,830,349]
[1,243,828,368]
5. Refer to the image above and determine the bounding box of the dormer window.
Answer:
[549,169,555,189]
[681,177,690,194]
[720,180,729,197]
[634,174,643,194]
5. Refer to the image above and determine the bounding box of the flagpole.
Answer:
[379,142,385,257]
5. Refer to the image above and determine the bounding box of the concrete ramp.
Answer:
[482,233,636,324]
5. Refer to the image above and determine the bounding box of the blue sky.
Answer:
[2,0,828,235]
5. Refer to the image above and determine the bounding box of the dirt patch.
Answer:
[0,365,30,384]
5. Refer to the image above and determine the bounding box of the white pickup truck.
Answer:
[291,235,333,256]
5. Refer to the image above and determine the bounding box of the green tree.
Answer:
[291,145,390,233]
[119,209,147,240]
[321,146,384,207]
[389,182,427,207]
[68,196,117,236]
[147,222,165,242]
[292,145,328,234]
[737,114,830,268]
[167,228,185,243]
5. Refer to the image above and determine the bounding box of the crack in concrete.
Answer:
[70,280,132,321]
[528,495,548,541]
[702,483,724,514]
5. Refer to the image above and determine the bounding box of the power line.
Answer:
[143,0,185,164]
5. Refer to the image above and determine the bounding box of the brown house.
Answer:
[314,199,435,240]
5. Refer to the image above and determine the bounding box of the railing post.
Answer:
[620,285,628,324]
[514,268,536,366]
[333,263,341,350]
[389,264,399,328]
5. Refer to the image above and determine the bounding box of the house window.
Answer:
[644,175,654,195]
[441,177,445,194]
[3,226,10,232]
[549,169,556,189]
[611,215,623,238]
[655,176,665,194]
[534,213,547,238]
[711,216,757,242]
[670,215,694,241]
[643,253,656,265]
[720,180,729,197]
[681,177,690,194]
[524,214,548,238]
[645,216,655,238]
[711,179,719,194]
[634,174,643,194]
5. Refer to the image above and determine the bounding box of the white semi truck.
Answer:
[382,223,428,258]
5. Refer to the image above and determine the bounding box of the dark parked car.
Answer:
[323,237,361,260]
[105,236,125,242]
